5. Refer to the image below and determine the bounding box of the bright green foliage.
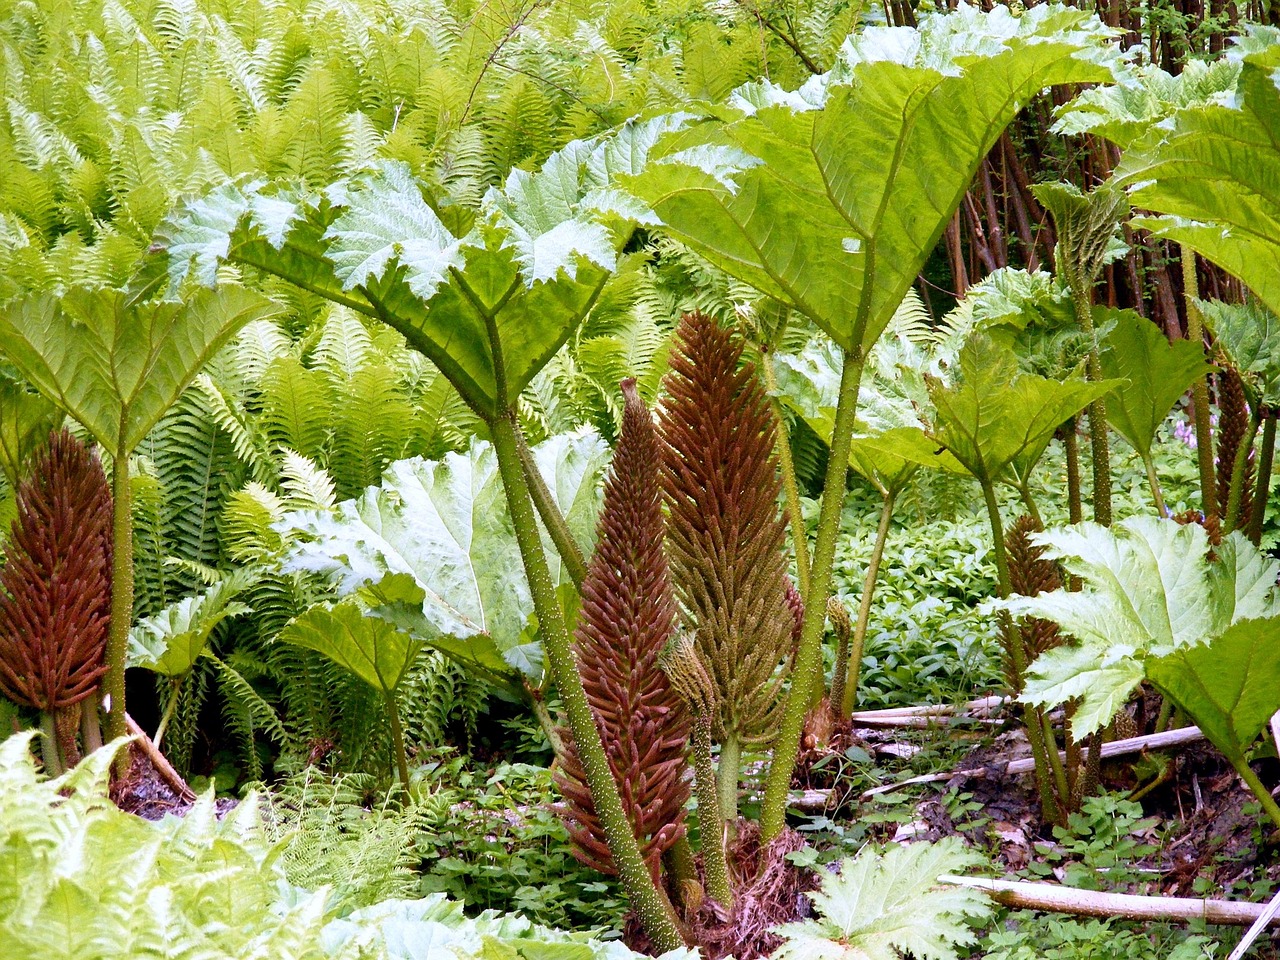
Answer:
[281,603,424,699]
[0,378,59,489]
[773,838,992,960]
[278,432,606,685]
[0,285,282,455]
[128,576,252,677]
[1100,309,1213,461]
[775,322,966,495]
[157,121,677,418]
[1117,47,1280,318]
[1196,299,1280,407]
[0,734,335,960]
[1146,618,1280,774]
[1054,57,1240,148]
[925,336,1113,489]
[998,517,1280,739]
[0,733,694,960]
[622,4,1121,354]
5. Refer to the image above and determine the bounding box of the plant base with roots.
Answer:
[624,823,814,960]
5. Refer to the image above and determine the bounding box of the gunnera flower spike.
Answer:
[555,379,692,881]
[659,312,794,823]
[0,429,113,774]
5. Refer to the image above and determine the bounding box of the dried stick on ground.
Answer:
[942,875,1280,928]
[125,713,196,802]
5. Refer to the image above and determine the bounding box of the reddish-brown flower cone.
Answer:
[0,429,113,713]
[555,379,691,878]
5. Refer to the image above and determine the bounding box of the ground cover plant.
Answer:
[2,0,1280,958]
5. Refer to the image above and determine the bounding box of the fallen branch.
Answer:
[848,695,1006,721]
[125,712,196,802]
[942,874,1280,928]
[788,726,1207,810]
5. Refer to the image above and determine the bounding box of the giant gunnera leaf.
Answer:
[1116,46,1280,319]
[773,838,991,960]
[156,119,684,419]
[622,4,1120,355]
[996,517,1280,739]
[277,432,607,684]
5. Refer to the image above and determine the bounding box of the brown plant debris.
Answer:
[555,379,692,878]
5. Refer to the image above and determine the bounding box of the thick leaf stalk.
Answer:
[489,412,685,950]
[760,347,864,840]
[659,313,795,823]
[555,380,692,880]
[1180,252,1219,518]
[1248,416,1276,546]
[0,430,113,764]
[1216,366,1256,533]
[838,491,894,716]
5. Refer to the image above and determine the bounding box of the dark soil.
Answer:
[109,743,237,821]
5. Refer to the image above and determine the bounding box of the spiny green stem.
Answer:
[1073,291,1112,527]
[1040,711,1070,807]
[39,712,62,777]
[761,352,810,600]
[1181,248,1218,519]
[760,349,864,842]
[525,682,567,763]
[839,490,894,717]
[1248,416,1276,546]
[1143,454,1168,517]
[692,714,732,907]
[1232,756,1280,832]
[1224,410,1260,535]
[104,452,134,746]
[386,694,410,791]
[1015,480,1044,530]
[491,412,685,950]
[1063,420,1083,526]
[717,734,741,826]
[516,427,588,589]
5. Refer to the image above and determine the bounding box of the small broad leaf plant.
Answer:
[995,516,1280,829]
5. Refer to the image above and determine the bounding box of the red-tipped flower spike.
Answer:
[0,429,113,714]
[555,379,692,878]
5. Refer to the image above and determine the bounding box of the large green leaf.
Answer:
[1197,299,1280,407]
[0,286,281,454]
[1147,617,1280,770]
[0,378,60,488]
[1100,309,1212,459]
[998,517,1280,738]
[925,335,1113,487]
[1054,58,1241,149]
[127,578,252,678]
[1116,47,1280,318]
[772,837,990,960]
[277,432,606,680]
[622,5,1119,354]
[157,122,680,419]
[279,602,423,696]
[773,334,963,494]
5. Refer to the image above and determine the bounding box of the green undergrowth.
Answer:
[0,733,672,960]
[823,420,1208,711]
